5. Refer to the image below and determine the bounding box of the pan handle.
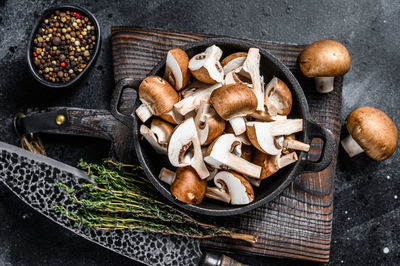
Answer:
[110,78,141,126]
[299,120,336,173]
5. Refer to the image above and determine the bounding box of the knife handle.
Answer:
[15,107,135,163]
[199,252,248,266]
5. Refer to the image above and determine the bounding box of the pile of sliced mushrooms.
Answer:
[136,45,311,206]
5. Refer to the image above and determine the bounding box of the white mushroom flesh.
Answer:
[223,56,247,74]
[140,125,167,155]
[159,168,176,185]
[341,134,364,157]
[189,45,224,83]
[204,134,261,178]
[167,118,210,179]
[243,48,264,111]
[174,83,221,115]
[214,171,253,205]
[165,51,184,90]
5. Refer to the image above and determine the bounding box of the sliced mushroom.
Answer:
[140,118,174,155]
[224,69,252,87]
[297,40,351,93]
[221,52,248,75]
[206,186,231,203]
[167,118,209,179]
[243,48,264,111]
[136,76,179,122]
[159,109,184,125]
[164,48,191,91]
[246,119,303,155]
[210,84,258,135]
[225,123,251,145]
[250,111,287,122]
[170,166,207,205]
[341,106,398,161]
[264,77,293,116]
[253,151,298,179]
[195,100,226,145]
[189,45,224,84]
[174,83,222,115]
[213,171,254,205]
[204,134,262,179]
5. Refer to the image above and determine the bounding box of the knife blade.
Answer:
[0,141,203,266]
[0,141,248,266]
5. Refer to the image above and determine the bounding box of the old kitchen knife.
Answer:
[0,141,245,266]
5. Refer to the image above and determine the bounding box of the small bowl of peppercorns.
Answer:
[27,5,101,88]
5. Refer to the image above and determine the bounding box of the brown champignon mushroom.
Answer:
[188,45,224,84]
[194,100,226,146]
[170,166,207,205]
[221,52,248,75]
[211,171,254,205]
[164,48,191,91]
[297,40,351,93]
[136,76,179,122]
[246,119,304,155]
[210,83,258,135]
[159,109,183,125]
[204,134,262,179]
[167,118,210,179]
[264,77,293,116]
[174,82,221,116]
[140,118,174,155]
[253,151,298,180]
[341,106,398,161]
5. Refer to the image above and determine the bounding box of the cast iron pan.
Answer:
[113,38,336,216]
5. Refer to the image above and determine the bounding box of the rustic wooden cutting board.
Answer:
[111,27,342,263]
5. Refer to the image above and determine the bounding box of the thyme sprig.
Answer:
[53,159,257,243]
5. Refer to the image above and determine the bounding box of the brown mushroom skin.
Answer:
[166,49,191,91]
[297,40,351,77]
[210,84,258,120]
[138,76,179,115]
[221,52,248,67]
[191,65,222,84]
[252,151,278,180]
[170,166,207,205]
[346,106,398,161]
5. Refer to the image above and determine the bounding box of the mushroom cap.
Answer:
[189,45,224,84]
[346,106,398,161]
[252,151,279,180]
[138,76,179,115]
[150,118,174,145]
[214,171,254,205]
[221,52,248,74]
[170,166,207,205]
[265,77,293,116]
[210,84,258,120]
[297,40,351,77]
[165,48,191,91]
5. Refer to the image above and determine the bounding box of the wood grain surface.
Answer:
[111,27,342,263]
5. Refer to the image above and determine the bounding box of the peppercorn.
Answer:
[52,36,61,45]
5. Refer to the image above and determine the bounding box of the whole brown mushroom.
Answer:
[297,40,351,93]
[136,76,179,122]
[170,166,207,205]
[341,106,398,161]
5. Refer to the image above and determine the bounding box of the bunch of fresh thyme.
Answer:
[53,159,256,243]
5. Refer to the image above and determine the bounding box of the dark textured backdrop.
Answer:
[0,0,399,265]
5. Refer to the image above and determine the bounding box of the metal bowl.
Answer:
[125,38,335,216]
[27,5,101,88]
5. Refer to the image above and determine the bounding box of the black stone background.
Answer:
[0,0,399,265]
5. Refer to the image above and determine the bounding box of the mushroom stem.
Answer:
[159,168,176,185]
[245,177,261,187]
[224,152,261,179]
[270,119,303,136]
[315,76,334,93]
[229,116,246,135]
[278,152,298,168]
[283,139,310,152]
[205,187,231,203]
[341,134,364,158]
[136,104,153,122]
